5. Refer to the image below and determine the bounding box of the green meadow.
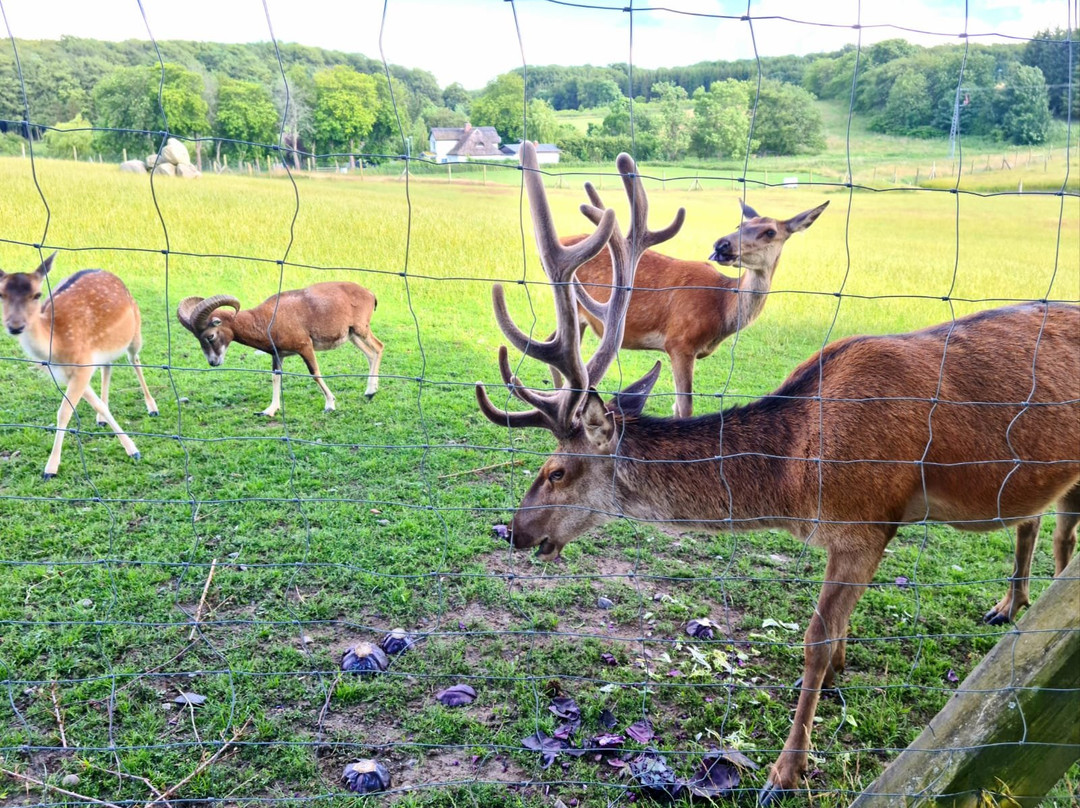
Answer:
[0,154,1077,806]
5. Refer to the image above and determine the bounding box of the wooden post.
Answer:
[73,145,78,161]
[223,154,228,171]
[123,148,128,162]
[850,553,1080,808]
[447,163,452,183]
[195,139,202,170]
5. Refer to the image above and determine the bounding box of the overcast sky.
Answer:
[1,0,1074,90]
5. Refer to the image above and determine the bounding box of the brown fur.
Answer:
[509,303,1080,796]
[0,253,158,477]
[566,200,827,417]
[178,281,383,417]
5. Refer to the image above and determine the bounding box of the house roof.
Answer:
[446,127,504,157]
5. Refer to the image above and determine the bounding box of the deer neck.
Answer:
[723,265,776,334]
[611,402,812,535]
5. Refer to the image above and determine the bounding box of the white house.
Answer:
[428,125,562,165]
[428,124,509,163]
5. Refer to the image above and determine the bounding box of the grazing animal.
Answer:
[569,198,828,416]
[176,282,383,417]
[476,143,1080,802]
[0,252,159,478]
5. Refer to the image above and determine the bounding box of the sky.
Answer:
[1,0,1074,90]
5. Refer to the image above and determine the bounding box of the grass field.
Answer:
[0,152,1077,807]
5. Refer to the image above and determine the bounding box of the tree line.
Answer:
[0,29,1073,166]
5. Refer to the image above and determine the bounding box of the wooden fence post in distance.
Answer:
[850,553,1080,808]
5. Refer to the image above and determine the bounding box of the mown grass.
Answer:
[0,153,1077,808]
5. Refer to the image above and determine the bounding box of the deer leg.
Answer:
[761,546,882,804]
[299,348,335,412]
[260,355,283,418]
[1052,484,1080,575]
[349,329,383,400]
[984,517,1041,625]
[128,346,159,416]
[668,348,696,418]
[81,385,140,461]
[96,364,112,425]
[43,366,95,479]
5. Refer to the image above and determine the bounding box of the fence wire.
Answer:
[0,1,1077,807]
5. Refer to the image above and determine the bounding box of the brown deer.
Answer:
[176,282,383,418]
[475,143,1080,802]
[0,252,159,478]
[569,198,828,417]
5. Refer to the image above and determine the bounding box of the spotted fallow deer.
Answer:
[568,198,828,417]
[476,142,1080,802]
[0,252,159,478]
[176,282,383,418]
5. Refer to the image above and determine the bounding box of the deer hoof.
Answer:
[148,410,159,417]
[365,392,377,401]
[792,676,841,698]
[42,471,57,481]
[983,608,1010,626]
[757,778,787,806]
[130,452,141,462]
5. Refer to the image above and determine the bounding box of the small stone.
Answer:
[302,635,314,645]
[61,774,80,787]
[597,597,614,610]
[78,599,93,609]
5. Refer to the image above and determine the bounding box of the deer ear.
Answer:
[739,200,760,220]
[581,391,616,451]
[785,201,829,233]
[608,362,661,418]
[35,251,58,278]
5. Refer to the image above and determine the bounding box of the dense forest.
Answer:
[0,30,1074,165]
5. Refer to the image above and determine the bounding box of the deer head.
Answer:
[0,252,54,335]
[476,142,684,559]
[709,200,829,273]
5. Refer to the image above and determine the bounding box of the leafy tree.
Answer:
[871,68,934,136]
[423,105,467,129]
[442,82,470,113]
[689,79,757,158]
[471,72,525,142]
[752,80,825,155]
[1023,28,1079,118]
[215,79,279,160]
[995,63,1052,144]
[312,65,379,154]
[92,63,208,158]
[652,81,689,160]
[41,114,94,159]
[579,77,623,109]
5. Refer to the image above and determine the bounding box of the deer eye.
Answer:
[206,333,216,343]
[548,469,565,483]
[32,292,42,300]
[764,229,777,239]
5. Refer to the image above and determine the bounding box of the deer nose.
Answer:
[7,325,24,335]
[710,239,732,261]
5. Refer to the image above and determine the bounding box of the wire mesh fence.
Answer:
[0,1,1077,807]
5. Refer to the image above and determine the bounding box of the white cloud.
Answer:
[1,0,1071,90]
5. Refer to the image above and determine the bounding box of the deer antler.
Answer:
[575,156,685,384]
[477,142,616,437]
[477,144,683,437]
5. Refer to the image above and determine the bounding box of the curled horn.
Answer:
[177,294,240,333]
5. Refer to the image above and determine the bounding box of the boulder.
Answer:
[176,162,202,179]
[119,160,147,174]
[152,162,176,177]
[146,153,159,168]
[161,137,191,166]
